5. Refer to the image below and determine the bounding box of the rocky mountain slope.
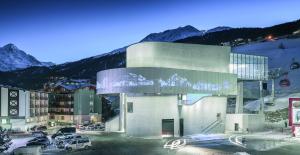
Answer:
[0,44,54,71]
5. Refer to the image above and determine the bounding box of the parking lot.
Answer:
[5,132,175,155]
[5,130,300,155]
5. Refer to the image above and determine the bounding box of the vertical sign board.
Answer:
[289,98,300,137]
[8,89,19,117]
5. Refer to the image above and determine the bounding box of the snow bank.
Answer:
[244,93,300,112]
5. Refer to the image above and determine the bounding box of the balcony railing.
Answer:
[49,103,73,108]
[49,111,74,115]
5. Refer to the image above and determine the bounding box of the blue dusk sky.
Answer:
[0,0,300,64]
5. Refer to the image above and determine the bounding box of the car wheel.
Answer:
[66,147,72,151]
[84,145,90,149]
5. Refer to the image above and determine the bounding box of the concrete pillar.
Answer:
[259,81,264,114]
[119,93,126,132]
[235,81,243,114]
[271,79,275,102]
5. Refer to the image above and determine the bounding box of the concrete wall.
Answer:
[127,42,230,73]
[225,114,265,133]
[181,96,227,135]
[126,95,179,137]
[1,87,8,116]
[74,89,94,115]
[18,90,30,117]
[105,115,120,132]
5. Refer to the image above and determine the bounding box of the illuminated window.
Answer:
[1,119,7,124]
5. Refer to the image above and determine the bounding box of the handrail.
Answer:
[201,119,222,134]
[181,96,210,106]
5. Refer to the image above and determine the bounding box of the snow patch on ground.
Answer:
[233,152,250,155]
[244,93,300,112]
[233,38,300,95]
[185,134,225,142]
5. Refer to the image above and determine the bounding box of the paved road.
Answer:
[7,132,300,155]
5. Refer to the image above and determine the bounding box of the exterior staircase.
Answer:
[200,119,222,134]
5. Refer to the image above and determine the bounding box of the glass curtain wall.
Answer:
[230,53,268,80]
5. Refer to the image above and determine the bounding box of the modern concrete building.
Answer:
[97,42,268,137]
[0,86,48,131]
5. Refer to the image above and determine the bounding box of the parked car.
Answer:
[55,134,83,149]
[51,127,76,139]
[28,136,48,142]
[81,123,104,131]
[48,121,56,127]
[65,137,91,151]
[0,142,12,152]
[86,125,96,130]
[95,123,105,130]
[32,131,48,137]
[0,128,12,153]
[27,136,50,149]
[30,125,47,131]
[78,125,86,130]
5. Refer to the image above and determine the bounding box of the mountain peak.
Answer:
[3,43,19,51]
[206,26,232,33]
[0,43,54,71]
[178,25,199,31]
[140,25,204,42]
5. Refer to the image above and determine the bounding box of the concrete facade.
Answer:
[126,95,180,137]
[0,86,48,131]
[50,88,101,124]
[225,114,265,133]
[97,42,269,137]
[181,97,227,135]
[127,42,230,73]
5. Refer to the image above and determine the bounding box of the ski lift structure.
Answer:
[279,74,291,87]
[290,58,300,70]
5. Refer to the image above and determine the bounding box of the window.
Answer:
[61,116,64,120]
[127,102,133,113]
[1,119,7,124]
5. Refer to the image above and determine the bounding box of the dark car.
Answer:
[32,131,48,137]
[30,125,47,131]
[28,136,48,143]
[27,136,50,149]
[51,127,76,139]
[36,126,47,131]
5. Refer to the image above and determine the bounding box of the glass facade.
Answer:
[97,67,237,96]
[230,53,268,80]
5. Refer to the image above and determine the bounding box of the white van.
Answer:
[65,138,92,151]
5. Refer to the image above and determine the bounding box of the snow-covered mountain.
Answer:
[0,43,54,71]
[95,25,206,57]
[141,25,205,42]
[233,38,300,95]
[103,25,231,56]
[205,26,232,33]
